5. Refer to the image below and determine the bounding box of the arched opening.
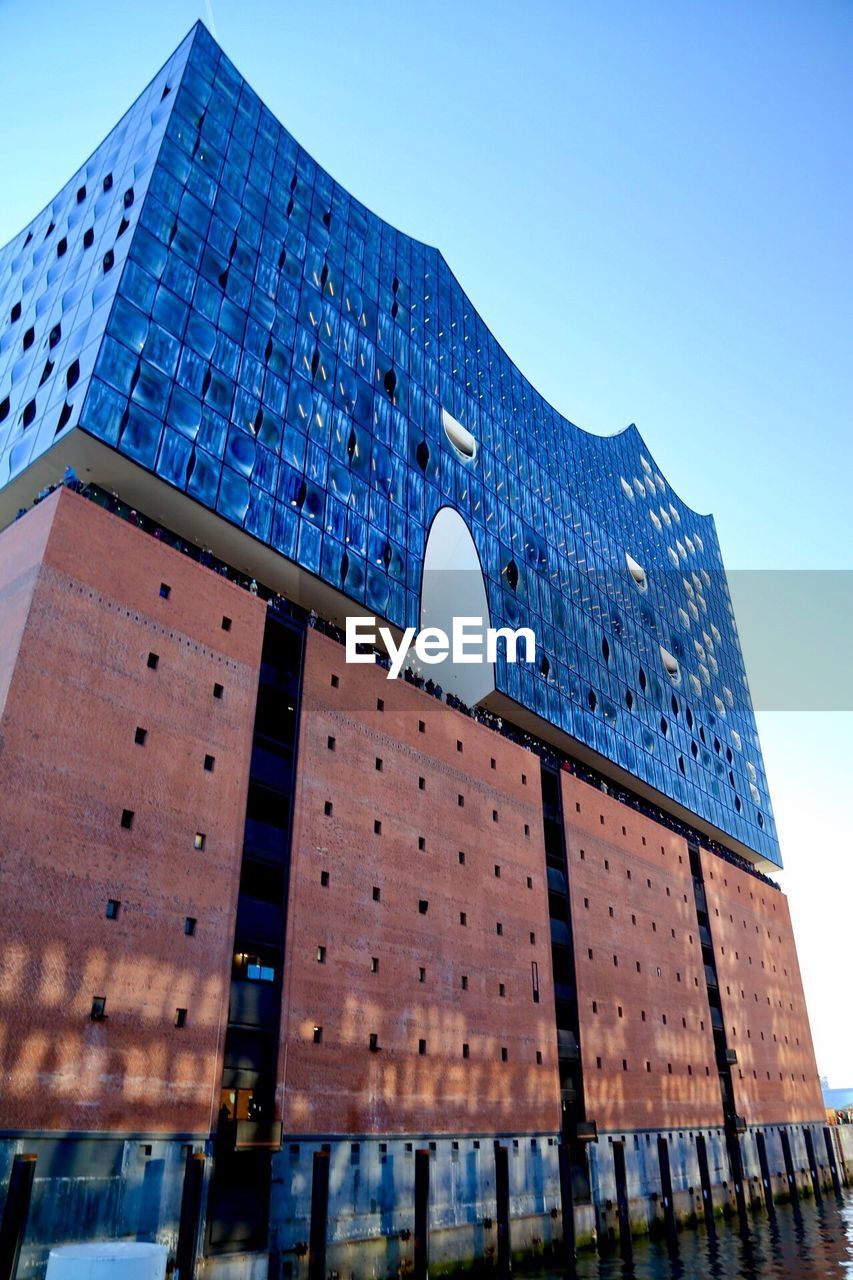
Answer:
[419,507,495,705]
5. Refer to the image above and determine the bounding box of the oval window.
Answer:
[441,407,477,462]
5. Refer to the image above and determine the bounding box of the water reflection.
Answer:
[544,1189,853,1279]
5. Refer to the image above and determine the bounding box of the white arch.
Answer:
[419,507,495,704]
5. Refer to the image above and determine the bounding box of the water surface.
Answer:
[547,1191,853,1279]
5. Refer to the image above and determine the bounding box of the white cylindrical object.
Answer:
[46,1243,167,1280]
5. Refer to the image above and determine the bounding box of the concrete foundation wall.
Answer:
[0,1133,206,1280]
[269,1133,563,1275]
[5,1119,843,1277]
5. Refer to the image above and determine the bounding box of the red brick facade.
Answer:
[700,848,824,1126]
[277,628,561,1135]
[0,492,824,1147]
[563,771,724,1132]
[0,489,265,1132]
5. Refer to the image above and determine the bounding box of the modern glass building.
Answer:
[0,22,832,1275]
[0,22,777,870]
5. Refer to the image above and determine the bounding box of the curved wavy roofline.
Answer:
[615,423,714,522]
[1,19,714,526]
[431,254,713,524]
[202,23,715,526]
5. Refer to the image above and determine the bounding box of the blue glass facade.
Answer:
[0,23,780,866]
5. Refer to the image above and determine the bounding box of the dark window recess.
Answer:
[374,819,382,834]
[369,1033,379,1052]
[117,217,130,238]
[460,912,467,926]
[76,184,86,204]
[134,726,147,746]
[377,698,384,711]
[459,851,465,864]
[123,187,135,208]
[23,327,34,350]
[418,720,425,733]
[102,249,114,273]
[418,776,425,791]
[91,996,107,1021]
[313,1026,323,1044]
[56,402,73,433]
[184,917,197,936]
[324,801,333,816]
[222,616,232,631]
[330,674,339,688]
[105,899,120,920]
[239,860,285,902]
[49,323,61,348]
[57,237,67,257]
[103,173,113,192]
[213,683,224,699]
[159,582,171,599]
[194,833,205,850]
[536,1051,543,1064]
[83,227,94,249]
[327,735,336,751]
[175,1008,187,1028]
[66,359,79,389]
[120,809,134,830]
[370,957,378,973]
[0,399,8,424]
[418,1039,427,1056]
[22,400,36,428]
[320,870,329,887]
[316,946,326,963]
[147,652,159,669]
[463,1043,470,1059]
[373,886,381,902]
[204,754,215,772]
[418,836,425,850]
[501,1047,509,1062]
[418,900,428,915]
[496,922,503,936]
[10,302,21,323]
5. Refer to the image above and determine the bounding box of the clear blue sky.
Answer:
[2,0,851,1083]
